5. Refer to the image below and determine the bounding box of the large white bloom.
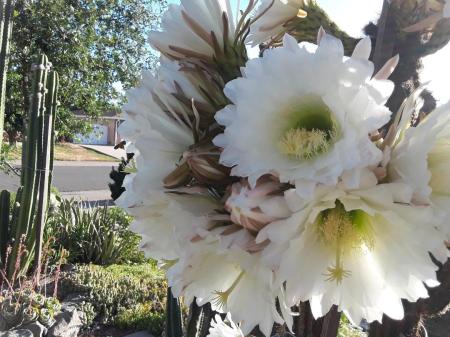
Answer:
[149,0,236,59]
[248,0,308,46]
[214,33,394,196]
[389,101,450,239]
[208,314,244,337]
[116,61,217,260]
[257,183,447,324]
[117,67,191,200]
[168,233,285,337]
[121,193,217,261]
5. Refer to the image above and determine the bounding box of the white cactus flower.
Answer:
[118,74,192,194]
[389,101,450,240]
[208,314,244,337]
[168,235,286,337]
[247,0,308,46]
[258,183,448,324]
[116,60,218,260]
[214,32,395,197]
[148,0,236,60]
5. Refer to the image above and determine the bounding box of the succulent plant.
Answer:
[60,264,166,328]
[0,289,60,330]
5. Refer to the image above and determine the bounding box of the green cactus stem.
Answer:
[33,70,58,275]
[5,54,58,279]
[186,301,214,337]
[7,55,48,277]
[0,189,10,265]
[0,0,14,150]
[166,287,183,337]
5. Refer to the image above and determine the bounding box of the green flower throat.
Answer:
[278,96,340,160]
[316,201,375,283]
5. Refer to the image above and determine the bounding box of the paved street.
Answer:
[0,144,123,202]
[0,161,118,195]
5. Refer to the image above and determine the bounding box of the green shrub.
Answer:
[115,302,165,336]
[46,199,146,265]
[61,264,167,335]
[338,316,367,337]
[0,144,22,177]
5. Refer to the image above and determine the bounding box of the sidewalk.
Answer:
[60,189,112,201]
[81,145,126,160]
[60,190,114,206]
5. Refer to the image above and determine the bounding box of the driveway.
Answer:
[81,145,126,160]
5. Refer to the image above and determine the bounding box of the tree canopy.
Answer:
[6,0,165,140]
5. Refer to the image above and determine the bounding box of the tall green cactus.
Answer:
[166,287,184,337]
[0,0,14,149]
[34,69,58,274]
[0,189,9,262]
[0,54,59,280]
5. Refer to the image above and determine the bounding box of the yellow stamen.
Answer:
[316,202,375,283]
[325,265,352,283]
[212,271,244,310]
[278,128,333,160]
[324,239,351,284]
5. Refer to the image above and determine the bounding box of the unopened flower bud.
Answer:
[163,162,192,188]
[184,146,231,185]
[225,176,290,234]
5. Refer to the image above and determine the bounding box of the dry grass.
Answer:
[7,143,116,162]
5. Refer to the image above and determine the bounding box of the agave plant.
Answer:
[46,199,144,265]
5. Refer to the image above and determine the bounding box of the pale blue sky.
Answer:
[166,0,450,103]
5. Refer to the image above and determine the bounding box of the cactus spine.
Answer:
[0,54,59,280]
[0,0,14,150]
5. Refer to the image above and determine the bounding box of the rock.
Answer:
[60,264,76,273]
[60,294,88,312]
[0,317,7,331]
[18,322,47,337]
[46,310,82,337]
[0,329,33,337]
